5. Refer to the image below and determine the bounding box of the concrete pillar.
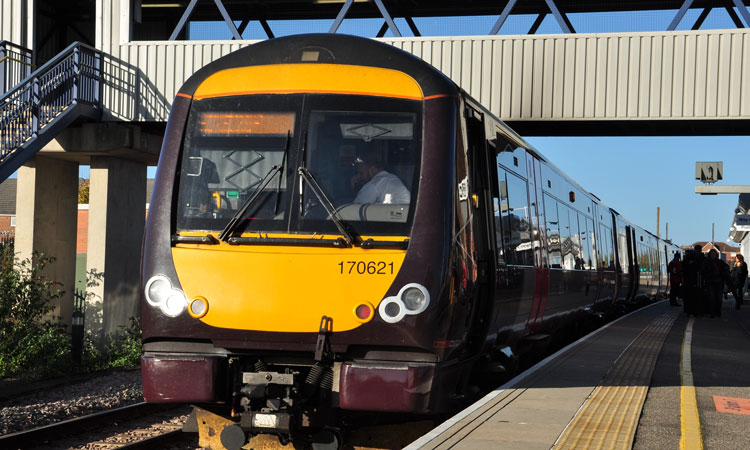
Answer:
[86,156,146,337]
[15,156,79,326]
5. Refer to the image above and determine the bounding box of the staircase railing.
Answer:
[0,41,34,95]
[0,41,102,179]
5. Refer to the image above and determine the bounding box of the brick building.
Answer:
[681,241,741,263]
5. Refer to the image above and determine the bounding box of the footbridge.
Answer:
[0,0,748,336]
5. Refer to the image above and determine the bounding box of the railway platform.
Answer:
[406,297,750,450]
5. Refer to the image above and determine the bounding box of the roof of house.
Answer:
[0,178,154,215]
[0,178,16,215]
[691,241,741,253]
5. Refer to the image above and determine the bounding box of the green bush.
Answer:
[82,317,143,371]
[0,245,70,379]
[0,245,143,379]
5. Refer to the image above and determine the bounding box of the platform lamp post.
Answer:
[695,161,750,254]
[71,289,85,365]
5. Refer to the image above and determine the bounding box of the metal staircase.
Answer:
[0,41,103,181]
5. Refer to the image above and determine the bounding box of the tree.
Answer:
[78,178,89,204]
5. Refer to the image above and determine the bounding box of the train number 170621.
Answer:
[338,261,394,275]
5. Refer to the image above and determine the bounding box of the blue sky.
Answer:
[79,7,750,247]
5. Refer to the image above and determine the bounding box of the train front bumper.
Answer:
[338,361,435,413]
[141,354,222,403]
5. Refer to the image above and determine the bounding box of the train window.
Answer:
[176,96,302,233]
[617,226,629,274]
[600,225,614,270]
[497,169,533,266]
[497,142,527,179]
[176,94,421,237]
[586,218,597,270]
[544,194,561,268]
[578,215,592,270]
[560,207,582,270]
[301,108,419,230]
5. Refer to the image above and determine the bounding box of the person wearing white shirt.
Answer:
[351,157,410,204]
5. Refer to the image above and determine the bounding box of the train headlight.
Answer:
[378,283,430,323]
[401,284,429,313]
[144,275,188,317]
[379,297,406,323]
[145,275,171,306]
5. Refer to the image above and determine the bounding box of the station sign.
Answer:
[736,214,750,231]
[695,161,723,183]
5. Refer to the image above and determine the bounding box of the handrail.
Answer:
[0,40,32,55]
[0,41,34,94]
[0,41,103,175]
[0,41,100,103]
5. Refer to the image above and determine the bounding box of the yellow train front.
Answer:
[140,34,477,446]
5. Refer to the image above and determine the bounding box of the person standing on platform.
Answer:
[730,254,748,309]
[682,250,702,316]
[701,249,730,318]
[667,253,682,306]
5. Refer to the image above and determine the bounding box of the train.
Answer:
[139,34,680,449]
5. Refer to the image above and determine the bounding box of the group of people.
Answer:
[668,245,748,318]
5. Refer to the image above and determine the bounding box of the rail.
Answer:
[0,41,33,95]
[0,41,103,181]
[0,402,189,449]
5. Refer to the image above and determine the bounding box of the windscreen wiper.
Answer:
[298,167,358,247]
[218,165,283,242]
[273,130,291,215]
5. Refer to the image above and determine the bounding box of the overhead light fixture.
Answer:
[141,2,185,7]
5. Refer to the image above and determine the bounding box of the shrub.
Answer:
[0,246,70,379]
[82,317,143,371]
[0,245,143,380]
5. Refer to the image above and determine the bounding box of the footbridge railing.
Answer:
[0,41,34,95]
[0,41,103,181]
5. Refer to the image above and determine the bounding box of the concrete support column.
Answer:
[86,156,146,337]
[15,156,79,326]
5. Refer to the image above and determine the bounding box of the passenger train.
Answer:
[140,34,679,449]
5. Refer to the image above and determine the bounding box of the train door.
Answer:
[661,243,670,295]
[462,105,496,354]
[524,153,549,333]
[626,226,639,300]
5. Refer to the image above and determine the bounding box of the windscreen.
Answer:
[175,94,421,238]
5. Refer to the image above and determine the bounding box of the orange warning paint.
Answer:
[713,395,750,415]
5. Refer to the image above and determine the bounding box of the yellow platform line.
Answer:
[554,311,678,450]
[680,317,703,450]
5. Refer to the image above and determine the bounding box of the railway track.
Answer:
[0,401,195,449]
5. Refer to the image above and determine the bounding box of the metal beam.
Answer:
[329,0,354,33]
[696,185,750,194]
[544,0,575,33]
[726,6,746,28]
[405,16,421,37]
[237,19,250,36]
[528,13,547,34]
[490,0,519,35]
[732,0,750,27]
[259,19,275,39]
[376,21,389,38]
[667,0,694,31]
[169,0,199,41]
[213,0,242,40]
[372,0,402,37]
[692,7,711,30]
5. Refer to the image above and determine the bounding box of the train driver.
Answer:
[351,148,410,204]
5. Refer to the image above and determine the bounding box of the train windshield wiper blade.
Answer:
[218,165,283,242]
[273,130,291,215]
[298,167,357,246]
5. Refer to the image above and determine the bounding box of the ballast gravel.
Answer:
[0,369,144,435]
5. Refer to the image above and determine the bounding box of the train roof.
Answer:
[179,33,456,98]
